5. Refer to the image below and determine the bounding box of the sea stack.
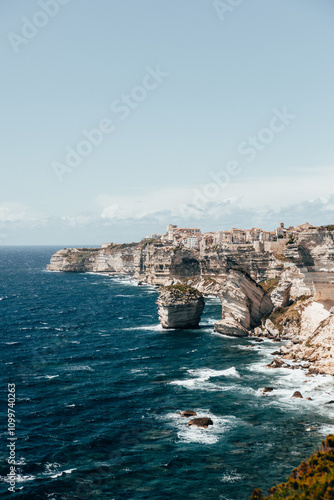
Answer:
[157,284,205,329]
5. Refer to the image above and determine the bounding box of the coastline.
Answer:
[20,254,332,498]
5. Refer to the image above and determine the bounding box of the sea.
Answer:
[1,246,334,500]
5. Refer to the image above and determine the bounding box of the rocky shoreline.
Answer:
[47,230,334,376]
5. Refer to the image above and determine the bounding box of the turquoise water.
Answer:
[1,247,334,500]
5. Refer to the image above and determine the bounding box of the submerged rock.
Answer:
[179,410,197,417]
[188,417,213,428]
[262,387,274,393]
[157,285,204,329]
[292,391,303,398]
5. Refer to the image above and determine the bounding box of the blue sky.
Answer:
[1,0,334,245]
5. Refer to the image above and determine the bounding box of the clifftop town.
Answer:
[143,221,318,252]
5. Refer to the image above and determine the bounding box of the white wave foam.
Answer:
[45,462,60,474]
[67,365,94,372]
[14,458,26,465]
[210,331,238,339]
[188,367,240,379]
[170,378,230,392]
[220,470,244,483]
[44,462,77,478]
[158,410,236,445]
[319,425,334,435]
[109,276,139,287]
[248,360,334,412]
[4,342,20,345]
[169,366,241,392]
[50,468,77,478]
[201,318,218,326]
[123,324,162,332]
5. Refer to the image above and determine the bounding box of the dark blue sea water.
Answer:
[1,247,334,500]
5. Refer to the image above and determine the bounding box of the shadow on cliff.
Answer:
[170,250,201,279]
[297,245,315,268]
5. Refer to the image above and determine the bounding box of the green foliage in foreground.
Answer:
[250,435,334,499]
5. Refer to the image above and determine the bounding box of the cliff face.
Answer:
[47,248,101,273]
[48,231,334,373]
[213,270,273,337]
[47,242,284,283]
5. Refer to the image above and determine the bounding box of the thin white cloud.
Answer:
[2,184,334,244]
[95,164,334,223]
[0,202,36,223]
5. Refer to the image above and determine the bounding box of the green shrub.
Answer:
[250,435,334,499]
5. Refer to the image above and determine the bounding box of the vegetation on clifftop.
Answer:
[161,284,203,303]
[250,435,334,499]
[263,295,311,333]
[164,284,202,297]
[260,278,280,294]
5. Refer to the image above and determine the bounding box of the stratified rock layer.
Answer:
[270,281,292,308]
[213,270,273,337]
[157,285,205,329]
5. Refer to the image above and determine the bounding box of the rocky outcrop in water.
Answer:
[157,285,205,329]
[179,410,197,417]
[188,417,213,428]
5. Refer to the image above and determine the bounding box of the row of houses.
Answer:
[144,222,317,250]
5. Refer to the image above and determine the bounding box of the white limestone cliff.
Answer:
[157,285,205,329]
